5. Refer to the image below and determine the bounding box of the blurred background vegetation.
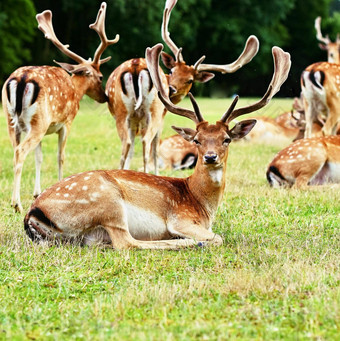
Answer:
[1,0,340,97]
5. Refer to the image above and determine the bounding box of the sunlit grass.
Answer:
[0,97,339,340]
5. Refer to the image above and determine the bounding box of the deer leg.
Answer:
[12,130,46,213]
[151,132,160,175]
[168,225,223,247]
[322,111,339,136]
[104,225,204,250]
[57,125,70,180]
[33,142,43,198]
[124,129,135,170]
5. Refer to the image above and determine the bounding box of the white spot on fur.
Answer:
[82,186,88,191]
[84,176,90,181]
[64,193,69,198]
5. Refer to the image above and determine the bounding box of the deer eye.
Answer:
[223,137,231,145]
[193,139,201,145]
[99,75,103,82]
[186,79,194,85]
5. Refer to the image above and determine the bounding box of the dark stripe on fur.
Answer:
[266,165,286,187]
[7,75,40,116]
[120,71,128,96]
[181,153,197,169]
[309,70,325,89]
[30,207,59,229]
[30,79,40,106]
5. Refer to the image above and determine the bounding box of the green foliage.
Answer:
[1,0,340,95]
[0,0,36,83]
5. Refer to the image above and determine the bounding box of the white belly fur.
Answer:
[125,203,169,241]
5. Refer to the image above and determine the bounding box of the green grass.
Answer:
[0,97,339,340]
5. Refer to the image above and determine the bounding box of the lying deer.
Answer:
[266,135,340,188]
[106,0,259,174]
[24,43,291,250]
[158,134,198,170]
[2,2,118,213]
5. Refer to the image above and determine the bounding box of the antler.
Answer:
[90,2,120,65]
[36,10,86,64]
[161,0,184,63]
[195,35,260,74]
[146,43,202,123]
[315,16,331,45]
[220,46,291,124]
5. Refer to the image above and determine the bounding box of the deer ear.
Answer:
[195,71,215,83]
[172,125,197,142]
[318,43,328,51]
[228,119,257,140]
[54,61,91,75]
[161,52,176,69]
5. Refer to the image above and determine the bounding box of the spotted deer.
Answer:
[106,0,259,174]
[2,2,118,213]
[266,135,340,188]
[23,43,291,250]
[315,16,340,64]
[157,134,198,170]
[301,62,340,138]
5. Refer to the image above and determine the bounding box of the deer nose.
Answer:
[169,85,177,97]
[204,153,218,164]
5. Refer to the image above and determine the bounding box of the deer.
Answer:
[23,43,291,250]
[315,16,340,64]
[266,135,340,188]
[157,134,198,170]
[301,62,340,138]
[105,0,259,175]
[2,2,119,213]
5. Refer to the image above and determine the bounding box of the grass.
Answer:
[0,96,339,340]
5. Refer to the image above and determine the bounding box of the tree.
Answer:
[0,0,36,85]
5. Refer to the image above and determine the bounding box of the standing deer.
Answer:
[23,43,291,250]
[315,16,340,64]
[266,135,340,188]
[301,62,340,138]
[106,0,259,174]
[2,2,118,213]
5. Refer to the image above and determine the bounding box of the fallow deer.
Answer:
[315,16,340,64]
[301,62,340,138]
[157,134,198,170]
[266,135,340,188]
[23,43,291,250]
[106,0,259,174]
[2,2,118,213]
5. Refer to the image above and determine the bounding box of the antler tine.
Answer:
[161,0,184,63]
[219,96,239,123]
[90,2,120,65]
[36,10,86,64]
[146,43,200,123]
[187,93,204,122]
[315,16,331,44]
[221,47,291,124]
[196,35,260,74]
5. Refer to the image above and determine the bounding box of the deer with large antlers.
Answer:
[315,16,340,64]
[2,2,118,213]
[23,43,291,250]
[106,0,259,174]
[266,135,340,188]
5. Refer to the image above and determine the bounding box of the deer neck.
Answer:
[187,157,228,219]
[71,75,91,102]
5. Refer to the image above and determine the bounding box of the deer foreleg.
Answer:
[104,225,205,250]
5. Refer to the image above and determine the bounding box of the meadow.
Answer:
[0,96,339,340]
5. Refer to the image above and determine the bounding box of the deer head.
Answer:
[161,0,259,104]
[36,2,119,102]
